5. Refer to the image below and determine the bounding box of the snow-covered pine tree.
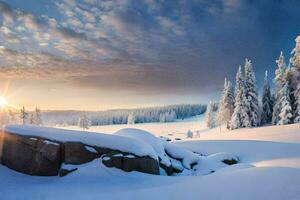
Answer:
[294,83,300,123]
[127,113,136,124]
[272,51,287,125]
[261,70,273,124]
[277,80,293,125]
[161,110,177,122]
[29,113,35,124]
[244,59,259,126]
[205,101,215,128]
[78,114,90,130]
[289,35,300,89]
[34,107,42,125]
[20,106,28,125]
[217,78,235,129]
[230,66,250,129]
[284,65,296,119]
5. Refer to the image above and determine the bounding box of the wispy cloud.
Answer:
[0,0,299,96]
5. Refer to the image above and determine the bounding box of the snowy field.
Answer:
[1,117,300,200]
[59,115,206,141]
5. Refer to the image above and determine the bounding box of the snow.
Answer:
[1,121,300,200]
[114,128,202,169]
[58,114,205,141]
[61,163,78,171]
[84,146,97,154]
[113,153,123,157]
[114,128,171,166]
[169,157,184,171]
[4,125,158,160]
[125,154,135,158]
[190,123,300,143]
[102,157,111,161]
[43,140,59,146]
[163,142,199,169]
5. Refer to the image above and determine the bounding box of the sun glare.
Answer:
[0,96,7,108]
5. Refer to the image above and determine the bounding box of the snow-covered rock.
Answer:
[114,128,203,173]
[114,128,171,167]
[163,142,199,169]
[1,125,160,176]
[102,151,160,175]
[1,133,62,176]
[4,125,157,159]
[1,125,239,177]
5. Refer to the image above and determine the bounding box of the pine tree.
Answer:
[217,78,235,129]
[272,51,287,124]
[29,113,35,124]
[261,71,273,124]
[244,59,259,126]
[289,35,300,89]
[78,114,90,130]
[294,83,300,123]
[160,110,177,122]
[127,113,136,124]
[205,101,215,128]
[20,106,28,125]
[284,66,296,120]
[277,80,293,125]
[34,107,42,125]
[231,66,250,129]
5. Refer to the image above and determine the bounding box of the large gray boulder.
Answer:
[102,152,160,175]
[64,142,99,165]
[1,132,62,176]
[0,130,160,176]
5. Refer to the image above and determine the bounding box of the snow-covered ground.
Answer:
[59,114,206,141]
[1,117,300,200]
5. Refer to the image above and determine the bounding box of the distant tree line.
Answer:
[39,104,207,126]
[1,106,43,126]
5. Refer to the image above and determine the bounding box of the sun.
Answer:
[0,96,7,108]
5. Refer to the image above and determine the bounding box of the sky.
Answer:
[0,0,299,110]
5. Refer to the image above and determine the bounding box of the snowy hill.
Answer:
[0,124,299,199]
[192,123,300,143]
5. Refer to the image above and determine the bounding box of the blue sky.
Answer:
[0,0,299,110]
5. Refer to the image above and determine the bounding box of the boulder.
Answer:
[64,142,100,165]
[222,158,238,165]
[159,163,173,175]
[1,131,62,176]
[122,156,159,174]
[59,168,78,177]
[0,128,160,176]
[102,153,160,175]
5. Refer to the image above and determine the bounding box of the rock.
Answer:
[59,168,78,177]
[222,158,238,165]
[64,142,100,165]
[159,163,173,175]
[1,132,62,176]
[122,156,159,174]
[102,153,160,175]
[1,129,160,176]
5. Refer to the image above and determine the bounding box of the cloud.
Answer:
[0,1,14,25]
[0,0,300,97]
[0,48,98,78]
